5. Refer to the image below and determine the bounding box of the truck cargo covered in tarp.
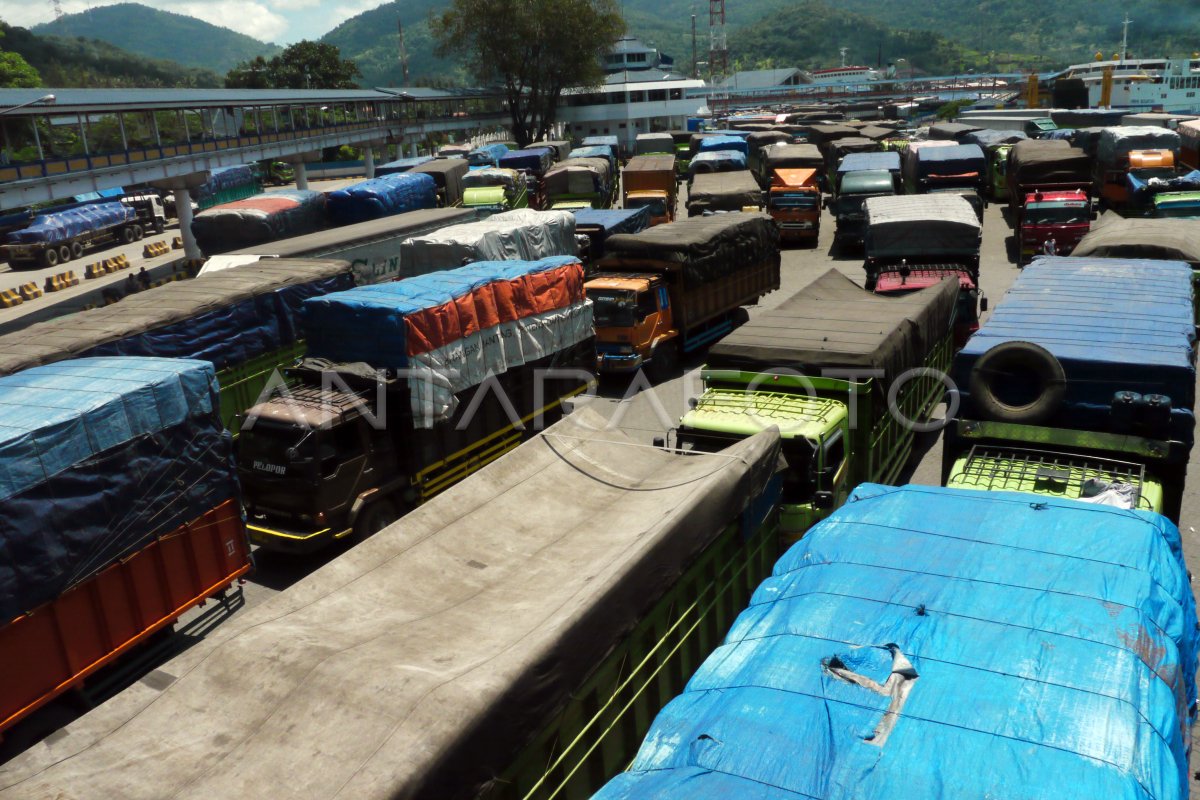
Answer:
[864,194,981,258]
[635,132,675,155]
[929,121,982,140]
[1007,141,1091,186]
[376,156,435,176]
[705,268,956,383]
[856,124,901,141]
[532,139,571,161]
[191,190,326,255]
[762,143,824,173]
[836,150,901,176]
[803,123,860,146]
[0,409,780,800]
[0,260,353,375]
[954,256,1196,441]
[303,255,591,423]
[1068,126,1109,157]
[398,208,576,274]
[568,145,617,173]
[573,207,650,258]
[745,130,790,153]
[194,165,256,202]
[696,135,749,157]
[825,136,882,160]
[326,173,437,226]
[688,150,748,178]
[1097,126,1182,165]
[499,148,554,174]
[581,134,619,151]
[542,158,611,197]
[1129,169,1200,204]
[0,357,236,624]
[686,171,762,213]
[1072,212,1200,265]
[961,128,1027,148]
[604,213,778,286]
[595,482,1199,800]
[1052,107,1127,128]
[409,158,468,206]
[914,143,985,178]
[467,142,508,168]
[7,201,135,245]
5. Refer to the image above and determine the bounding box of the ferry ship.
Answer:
[807,65,882,85]
[1059,56,1200,113]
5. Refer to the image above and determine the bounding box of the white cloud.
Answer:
[173,0,290,42]
[326,0,385,31]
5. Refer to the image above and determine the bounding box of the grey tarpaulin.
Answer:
[928,122,982,140]
[635,132,675,155]
[0,259,352,375]
[686,171,763,213]
[409,158,469,206]
[864,194,981,258]
[398,209,577,274]
[1072,212,1200,265]
[705,268,957,385]
[542,157,611,195]
[1096,126,1181,165]
[603,212,779,286]
[1069,127,1110,158]
[0,408,781,800]
[1008,142,1092,186]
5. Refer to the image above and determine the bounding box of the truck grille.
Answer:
[953,445,1145,505]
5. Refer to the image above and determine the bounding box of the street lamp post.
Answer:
[0,94,56,164]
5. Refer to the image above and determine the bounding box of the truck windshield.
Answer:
[236,420,320,477]
[1025,205,1088,225]
[588,289,638,328]
[770,192,818,210]
[626,196,667,216]
[1157,204,1200,218]
[679,429,817,503]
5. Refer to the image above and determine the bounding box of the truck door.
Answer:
[817,429,850,508]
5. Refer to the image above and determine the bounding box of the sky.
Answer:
[2,0,382,43]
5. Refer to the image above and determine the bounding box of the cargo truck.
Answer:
[635,132,674,156]
[831,169,896,248]
[236,256,596,553]
[409,157,468,207]
[1017,189,1092,263]
[499,149,555,207]
[672,269,956,539]
[942,256,1197,521]
[1127,161,1200,214]
[900,139,957,193]
[1006,140,1093,261]
[863,194,981,291]
[4,196,166,268]
[461,167,528,212]
[833,150,901,195]
[1155,191,1200,219]
[191,190,326,256]
[587,213,780,379]
[571,207,651,263]
[622,154,677,225]
[667,130,695,179]
[0,408,784,800]
[398,208,577,275]
[766,167,821,245]
[325,172,437,226]
[467,142,509,169]
[756,143,824,190]
[195,165,261,210]
[595,482,1198,800]
[0,259,354,430]
[1071,213,1200,268]
[687,151,749,183]
[1094,127,1181,207]
[542,157,614,209]
[568,145,618,175]
[376,156,435,176]
[0,357,250,740]
[746,130,792,174]
[913,143,987,196]
[686,170,763,215]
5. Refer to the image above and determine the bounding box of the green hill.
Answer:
[2,21,221,87]
[320,0,469,87]
[32,3,278,73]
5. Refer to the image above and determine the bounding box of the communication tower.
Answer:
[708,0,727,81]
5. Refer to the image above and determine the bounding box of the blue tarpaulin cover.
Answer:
[581,135,619,150]
[0,357,236,623]
[7,201,135,244]
[468,143,509,168]
[571,207,650,237]
[596,483,1200,800]
[955,256,1197,438]
[326,173,437,226]
[1129,169,1200,204]
[914,143,986,176]
[697,135,750,156]
[836,150,901,174]
[688,150,748,176]
[194,165,256,202]
[376,156,435,176]
[569,145,617,173]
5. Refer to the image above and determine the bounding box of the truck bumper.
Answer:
[596,353,644,373]
[247,521,350,554]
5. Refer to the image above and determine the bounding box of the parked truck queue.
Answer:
[4,110,1200,800]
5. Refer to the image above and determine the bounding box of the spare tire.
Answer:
[968,341,1066,425]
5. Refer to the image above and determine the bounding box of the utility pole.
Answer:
[1120,14,1132,64]
[691,13,698,79]
[398,17,410,85]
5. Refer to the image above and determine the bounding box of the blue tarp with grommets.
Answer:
[326,173,437,226]
[697,135,750,156]
[0,357,237,623]
[595,483,1200,800]
[7,201,135,245]
[953,256,1196,442]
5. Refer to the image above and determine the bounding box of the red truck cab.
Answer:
[1019,189,1092,263]
[874,267,983,348]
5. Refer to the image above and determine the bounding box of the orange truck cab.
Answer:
[1098,148,1176,207]
[1019,189,1092,263]
[585,214,780,380]
[622,155,677,226]
[767,167,821,244]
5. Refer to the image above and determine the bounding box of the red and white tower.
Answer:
[708,0,728,81]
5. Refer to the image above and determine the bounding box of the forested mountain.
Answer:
[1,21,222,87]
[33,4,278,73]
[319,0,467,87]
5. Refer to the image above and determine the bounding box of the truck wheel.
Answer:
[154,220,165,235]
[58,245,72,264]
[649,341,679,383]
[352,500,397,543]
[42,247,59,268]
[70,241,84,260]
[132,224,145,241]
[121,227,136,244]
[969,341,1066,425]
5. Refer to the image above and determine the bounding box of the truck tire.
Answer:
[649,340,680,383]
[968,341,1066,425]
[132,224,145,241]
[42,247,59,268]
[70,241,84,260]
[154,220,165,235]
[352,500,397,543]
[58,245,72,264]
[121,227,136,244]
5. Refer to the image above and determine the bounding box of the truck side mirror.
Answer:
[980,296,989,312]
[813,491,835,510]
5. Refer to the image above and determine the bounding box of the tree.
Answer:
[226,41,360,89]
[0,26,41,88]
[431,0,624,147]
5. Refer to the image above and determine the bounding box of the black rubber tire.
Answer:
[70,241,84,260]
[648,340,680,383]
[731,307,750,326]
[58,245,72,264]
[121,226,136,243]
[132,224,145,241]
[154,221,165,235]
[42,247,59,268]
[352,500,397,543]
[969,341,1066,425]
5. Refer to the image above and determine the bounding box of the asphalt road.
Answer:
[6,194,1200,791]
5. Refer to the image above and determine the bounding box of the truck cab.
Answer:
[1155,190,1200,218]
[832,170,895,248]
[874,266,983,347]
[624,191,672,225]
[988,144,1012,201]
[1098,148,1175,207]
[1018,189,1092,262]
[586,273,674,375]
[767,167,821,244]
